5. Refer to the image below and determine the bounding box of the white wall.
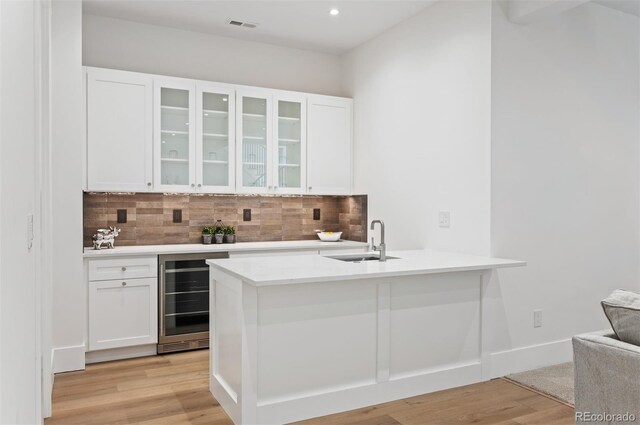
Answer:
[489,1,640,369]
[342,0,492,255]
[344,0,639,374]
[83,14,344,96]
[51,0,85,373]
[0,0,42,422]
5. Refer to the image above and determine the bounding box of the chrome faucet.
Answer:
[370,220,386,262]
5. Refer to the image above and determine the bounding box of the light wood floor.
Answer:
[46,350,574,425]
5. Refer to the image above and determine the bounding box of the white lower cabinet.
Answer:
[88,257,158,352]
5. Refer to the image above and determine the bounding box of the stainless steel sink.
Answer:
[327,254,398,263]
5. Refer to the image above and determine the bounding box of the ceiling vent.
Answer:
[227,19,259,29]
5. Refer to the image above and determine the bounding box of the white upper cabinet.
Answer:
[85,68,352,195]
[154,77,197,192]
[273,94,306,194]
[87,68,153,192]
[236,89,273,194]
[236,91,308,195]
[196,83,236,193]
[307,95,353,195]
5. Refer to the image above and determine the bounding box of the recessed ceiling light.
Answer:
[329,8,340,16]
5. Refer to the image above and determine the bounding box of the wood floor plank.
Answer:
[135,407,234,425]
[509,405,575,425]
[47,350,575,425]
[295,400,412,425]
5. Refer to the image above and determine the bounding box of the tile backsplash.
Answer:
[83,193,367,247]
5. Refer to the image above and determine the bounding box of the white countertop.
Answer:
[207,249,526,286]
[83,239,368,258]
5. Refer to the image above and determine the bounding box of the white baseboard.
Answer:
[53,344,86,373]
[85,344,157,364]
[489,338,572,378]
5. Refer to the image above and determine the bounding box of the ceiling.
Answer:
[82,0,437,55]
[593,0,640,17]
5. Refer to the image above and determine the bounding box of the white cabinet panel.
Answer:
[307,96,353,195]
[273,94,306,194]
[87,68,153,191]
[89,277,158,351]
[88,256,157,281]
[154,77,197,192]
[196,82,236,193]
[236,89,273,193]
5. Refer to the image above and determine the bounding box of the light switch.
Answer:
[534,310,542,328]
[27,213,34,251]
[438,211,451,228]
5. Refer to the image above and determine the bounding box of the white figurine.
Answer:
[92,227,121,250]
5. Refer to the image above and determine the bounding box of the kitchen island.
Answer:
[207,250,525,425]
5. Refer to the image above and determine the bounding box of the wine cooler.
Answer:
[158,252,228,353]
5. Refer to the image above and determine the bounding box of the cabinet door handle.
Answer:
[197,183,202,188]
[121,267,127,272]
[147,182,152,187]
[191,183,195,188]
[121,281,127,286]
[308,186,312,190]
[274,186,279,190]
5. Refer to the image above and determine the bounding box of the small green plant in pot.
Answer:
[213,220,225,244]
[202,227,213,244]
[224,226,236,244]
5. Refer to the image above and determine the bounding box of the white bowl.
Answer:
[317,231,342,242]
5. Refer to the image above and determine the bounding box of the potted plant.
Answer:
[214,226,225,244]
[212,219,225,244]
[202,227,213,244]
[224,226,236,244]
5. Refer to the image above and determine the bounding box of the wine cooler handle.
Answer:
[159,263,165,338]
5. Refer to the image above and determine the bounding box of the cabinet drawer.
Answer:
[89,256,157,281]
[88,277,158,351]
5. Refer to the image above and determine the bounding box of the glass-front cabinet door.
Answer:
[236,90,272,193]
[196,83,235,192]
[154,78,196,192]
[273,95,306,194]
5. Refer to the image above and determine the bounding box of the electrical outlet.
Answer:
[243,209,251,222]
[438,211,451,228]
[313,209,321,220]
[534,309,542,328]
[172,209,182,223]
[117,209,127,224]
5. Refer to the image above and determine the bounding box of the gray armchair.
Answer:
[573,330,640,424]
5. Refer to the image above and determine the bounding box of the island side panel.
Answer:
[256,279,379,423]
[388,271,482,381]
[210,269,245,425]
[256,280,379,398]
